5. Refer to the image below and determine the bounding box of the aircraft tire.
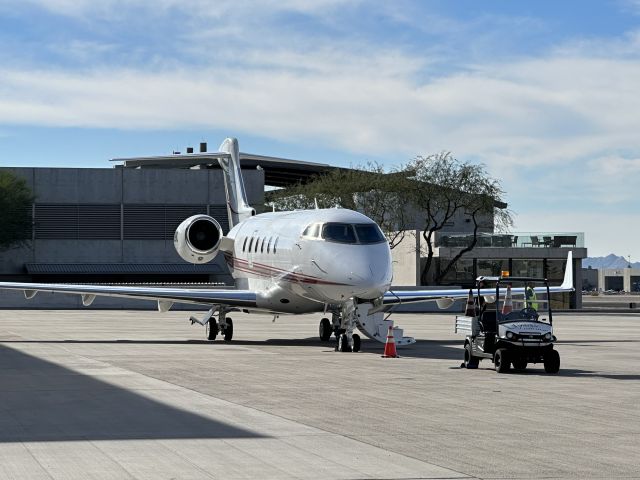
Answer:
[223,318,234,342]
[494,349,510,373]
[338,334,352,352]
[352,334,361,352]
[543,349,560,374]
[207,319,218,341]
[319,318,332,341]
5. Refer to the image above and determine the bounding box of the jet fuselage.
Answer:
[224,208,393,313]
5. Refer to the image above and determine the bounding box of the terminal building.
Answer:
[0,142,586,308]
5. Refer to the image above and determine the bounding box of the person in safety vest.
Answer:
[525,282,539,310]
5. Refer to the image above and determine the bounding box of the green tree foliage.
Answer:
[0,171,34,250]
[404,152,512,284]
[268,155,512,285]
[267,164,409,248]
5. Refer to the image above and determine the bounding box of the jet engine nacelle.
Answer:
[174,214,223,264]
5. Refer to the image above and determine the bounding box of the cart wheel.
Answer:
[494,349,510,373]
[464,342,479,369]
[544,349,560,373]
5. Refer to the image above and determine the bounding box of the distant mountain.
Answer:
[583,254,640,269]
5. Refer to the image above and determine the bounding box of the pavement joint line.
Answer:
[3,333,466,478]
[21,442,56,480]
[47,338,472,478]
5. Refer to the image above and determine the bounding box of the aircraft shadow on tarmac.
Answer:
[0,337,465,360]
[0,344,264,443]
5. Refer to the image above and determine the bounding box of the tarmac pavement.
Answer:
[0,310,639,479]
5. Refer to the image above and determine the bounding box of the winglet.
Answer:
[560,251,574,290]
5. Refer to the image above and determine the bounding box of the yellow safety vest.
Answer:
[526,287,539,310]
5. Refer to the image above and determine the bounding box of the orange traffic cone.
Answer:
[502,285,513,315]
[382,325,399,358]
[464,289,475,316]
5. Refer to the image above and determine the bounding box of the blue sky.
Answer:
[1,0,639,259]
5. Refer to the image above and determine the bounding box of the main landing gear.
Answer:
[204,311,233,342]
[318,302,361,353]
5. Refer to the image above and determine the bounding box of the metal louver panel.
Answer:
[209,205,229,234]
[33,203,231,240]
[35,204,78,239]
[79,205,120,239]
[35,204,121,240]
[123,205,165,239]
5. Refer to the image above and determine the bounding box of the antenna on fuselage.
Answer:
[314,198,319,210]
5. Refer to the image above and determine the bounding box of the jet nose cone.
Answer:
[348,258,391,299]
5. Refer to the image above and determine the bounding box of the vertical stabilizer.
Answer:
[218,138,255,228]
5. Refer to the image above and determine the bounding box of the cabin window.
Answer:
[242,237,247,252]
[322,223,357,244]
[274,237,279,254]
[248,237,254,252]
[267,236,273,253]
[261,237,266,253]
[255,237,260,252]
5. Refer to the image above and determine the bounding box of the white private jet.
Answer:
[0,138,574,352]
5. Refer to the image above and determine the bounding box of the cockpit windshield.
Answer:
[322,223,357,243]
[321,222,386,244]
[354,224,385,244]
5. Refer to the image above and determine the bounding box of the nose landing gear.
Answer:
[319,300,362,352]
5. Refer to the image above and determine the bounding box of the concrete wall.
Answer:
[0,166,264,281]
[390,231,420,285]
[598,267,640,292]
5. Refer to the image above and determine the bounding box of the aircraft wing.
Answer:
[379,251,574,312]
[0,282,257,310]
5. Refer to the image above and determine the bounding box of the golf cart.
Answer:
[455,275,561,373]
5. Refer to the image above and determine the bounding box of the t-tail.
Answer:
[218,138,255,228]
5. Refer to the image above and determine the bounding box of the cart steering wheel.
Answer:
[519,307,539,319]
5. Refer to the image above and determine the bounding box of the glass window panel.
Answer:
[439,258,475,284]
[512,259,543,278]
[546,260,567,282]
[477,259,508,277]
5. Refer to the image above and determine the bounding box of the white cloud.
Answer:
[13,0,359,20]
[1,0,640,258]
[1,52,639,177]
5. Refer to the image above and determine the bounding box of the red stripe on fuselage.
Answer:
[223,253,348,286]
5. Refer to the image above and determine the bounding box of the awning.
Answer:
[25,263,223,275]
